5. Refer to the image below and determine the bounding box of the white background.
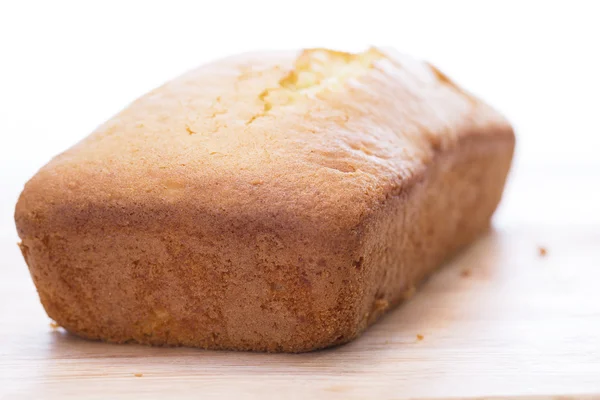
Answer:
[1,0,600,239]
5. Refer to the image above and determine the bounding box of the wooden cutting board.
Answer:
[1,170,599,400]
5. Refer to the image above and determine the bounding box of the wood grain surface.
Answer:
[1,169,600,399]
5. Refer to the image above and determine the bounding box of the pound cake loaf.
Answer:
[15,48,514,352]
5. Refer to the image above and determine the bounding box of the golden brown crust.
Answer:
[15,48,514,352]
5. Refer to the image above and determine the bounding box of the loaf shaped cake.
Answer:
[15,48,514,352]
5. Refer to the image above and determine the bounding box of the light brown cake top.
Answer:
[17,48,511,235]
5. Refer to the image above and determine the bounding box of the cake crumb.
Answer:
[416,334,424,341]
[134,373,143,377]
[401,286,416,300]
[325,385,350,393]
[538,246,548,257]
[49,322,59,330]
[373,298,389,312]
[460,268,471,278]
